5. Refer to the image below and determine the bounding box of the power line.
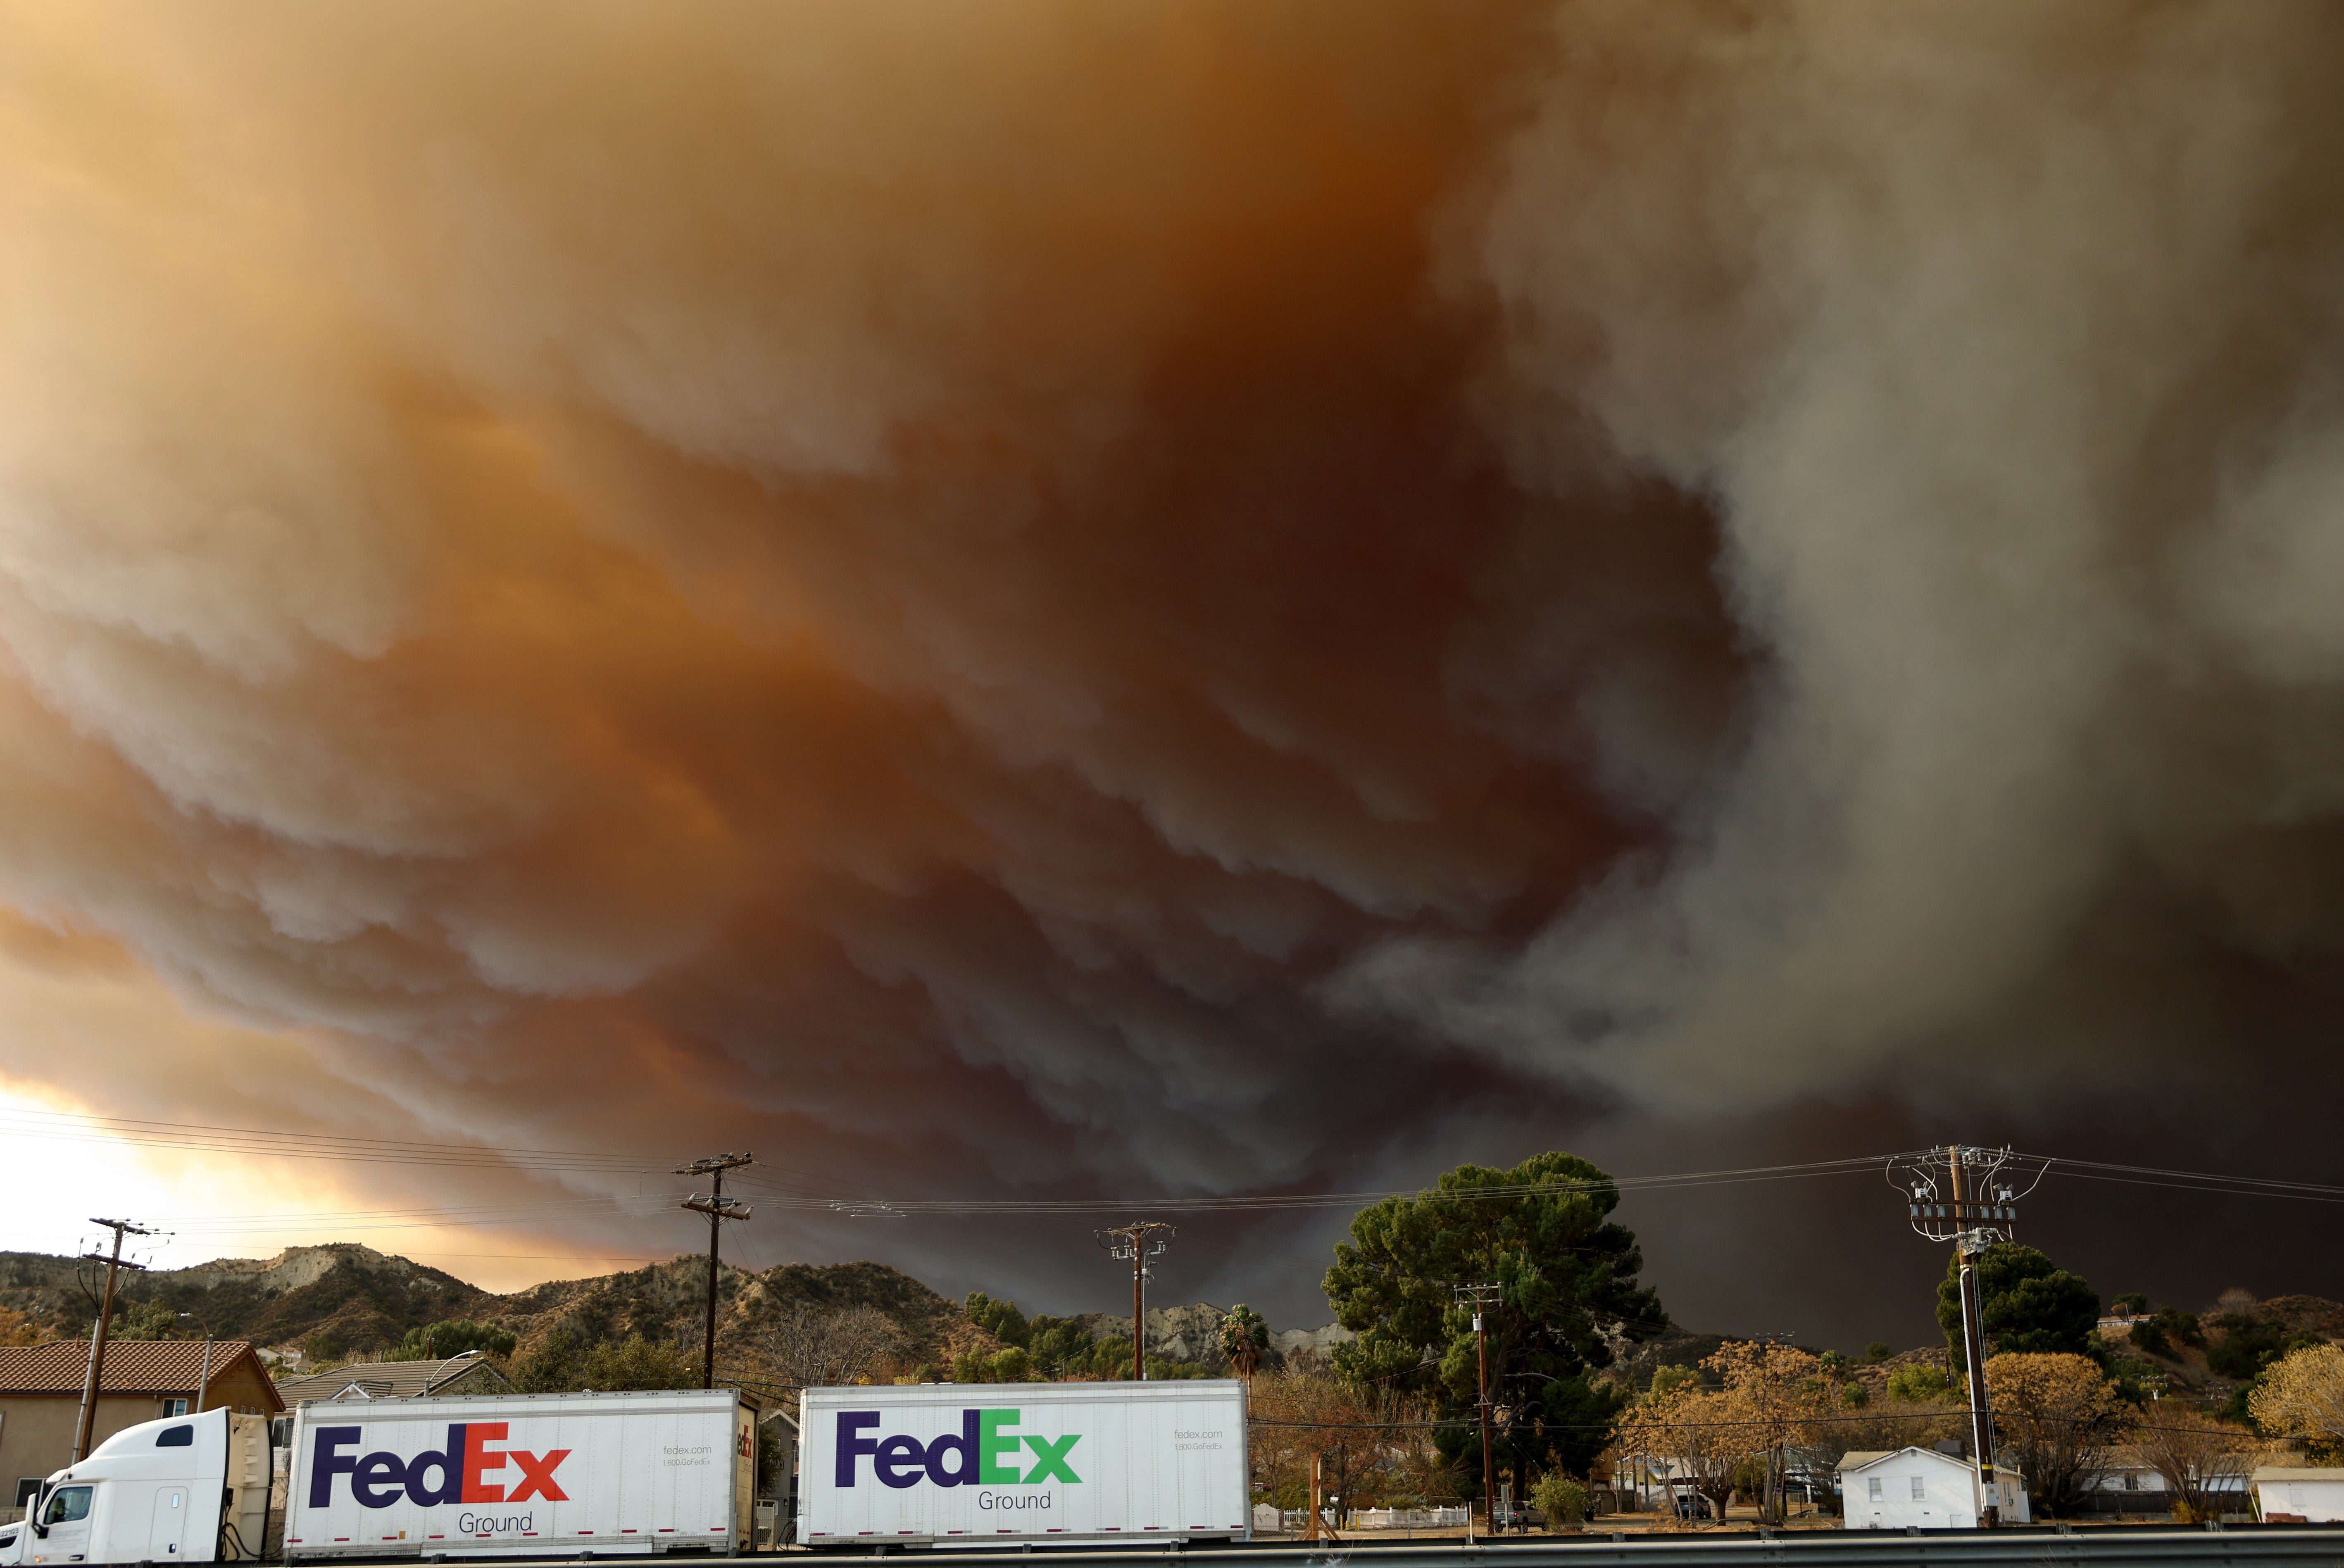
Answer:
[37,1104,2344,1271]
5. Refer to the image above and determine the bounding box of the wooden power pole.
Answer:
[74,1218,152,1463]
[1947,1151,2002,1525]
[1893,1144,2035,1530]
[1094,1223,1173,1380]
[1455,1283,1503,1540]
[677,1154,754,1391]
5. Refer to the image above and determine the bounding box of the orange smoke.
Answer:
[5,2,2344,1328]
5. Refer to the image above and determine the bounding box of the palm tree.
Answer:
[1222,1304,1270,1379]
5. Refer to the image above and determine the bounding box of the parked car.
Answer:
[1673,1494,1714,1520]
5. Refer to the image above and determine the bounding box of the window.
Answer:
[45,1487,91,1525]
[162,1399,189,1417]
[157,1425,194,1448]
[12,1480,40,1511]
[1866,1477,1882,1501]
[1911,1476,1927,1501]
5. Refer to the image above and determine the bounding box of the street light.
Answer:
[177,1313,214,1415]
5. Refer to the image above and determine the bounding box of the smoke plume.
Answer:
[4,1,2343,1336]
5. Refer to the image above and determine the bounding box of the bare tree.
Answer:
[1247,1369,1448,1525]
[2126,1408,2270,1523]
[1616,1386,1750,1527]
[753,1304,903,1406]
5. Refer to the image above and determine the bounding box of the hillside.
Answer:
[0,1245,1323,1379]
[0,1246,504,1359]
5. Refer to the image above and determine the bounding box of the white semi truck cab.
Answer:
[0,1409,272,1567]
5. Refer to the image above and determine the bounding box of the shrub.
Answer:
[2207,1313,2306,1381]
[390,1319,516,1362]
[1649,1364,1699,1396]
[2130,1309,2204,1362]
[1531,1473,1589,1531]
[1887,1365,1954,1401]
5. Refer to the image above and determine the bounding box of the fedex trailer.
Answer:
[283,1388,757,1560]
[798,1380,1249,1549]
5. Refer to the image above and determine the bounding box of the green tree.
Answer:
[953,1345,1033,1383]
[1936,1245,2097,1372]
[512,1330,580,1393]
[1324,1152,1663,1395]
[581,1333,700,1390]
[1511,1371,1626,1481]
[389,1320,517,1362]
[107,1301,183,1341]
[1221,1306,1269,1377]
[1325,1152,1661,1499]
[964,1292,1030,1347]
[513,1330,698,1393]
[1025,1317,1097,1378]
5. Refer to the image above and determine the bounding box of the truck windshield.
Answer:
[44,1487,91,1525]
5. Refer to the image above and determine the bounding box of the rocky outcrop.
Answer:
[1073,1304,1354,1369]
[1270,1321,1356,1359]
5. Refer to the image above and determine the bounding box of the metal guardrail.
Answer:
[818,1525,2344,1566]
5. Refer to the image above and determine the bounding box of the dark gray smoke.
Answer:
[1,0,2340,1344]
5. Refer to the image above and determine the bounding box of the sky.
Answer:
[5,0,2344,1350]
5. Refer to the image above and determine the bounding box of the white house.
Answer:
[1838,1447,2030,1529]
[2255,1466,2344,1523]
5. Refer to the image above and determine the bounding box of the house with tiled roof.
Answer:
[0,1340,279,1518]
[272,1350,514,1406]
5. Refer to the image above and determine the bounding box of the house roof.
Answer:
[0,1340,278,1410]
[2254,1467,2344,1483]
[1836,1446,2020,1478]
[275,1352,515,1404]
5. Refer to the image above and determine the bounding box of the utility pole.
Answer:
[1454,1284,1502,1541]
[1890,1145,2038,1530]
[74,1219,152,1463]
[677,1154,754,1392]
[1094,1223,1173,1380]
[1947,1152,2001,1526]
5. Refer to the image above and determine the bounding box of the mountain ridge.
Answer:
[0,1244,1342,1377]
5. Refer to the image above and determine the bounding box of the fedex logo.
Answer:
[836,1409,1080,1489]
[310,1423,572,1511]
